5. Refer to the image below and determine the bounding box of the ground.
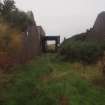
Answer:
[0,54,105,105]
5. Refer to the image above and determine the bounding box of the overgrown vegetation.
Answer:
[0,54,105,105]
[0,21,22,67]
[0,0,34,67]
[0,0,33,31]
[59,35,105,64]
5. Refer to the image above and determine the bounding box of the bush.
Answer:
[59,40,105,64]
[0,0,33,31]
[8,10,33,31]
[0,21,22,67]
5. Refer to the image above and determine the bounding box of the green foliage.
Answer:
[59,39,105,64]
[0,54,105,105]
[8,10,33,31]
[0,0,33,31]
[0,0,16,18]
[0,0,33,66]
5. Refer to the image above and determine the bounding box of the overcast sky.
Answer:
[15,0,105,40]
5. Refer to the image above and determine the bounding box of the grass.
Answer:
[0,54,105,105]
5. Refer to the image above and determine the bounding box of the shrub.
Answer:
[0,0,33,31]
[59,40,105,64]
[0,21,22,67]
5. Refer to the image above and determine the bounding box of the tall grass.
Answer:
[0,54,105,105]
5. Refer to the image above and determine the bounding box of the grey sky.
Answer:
[15,0,105,40]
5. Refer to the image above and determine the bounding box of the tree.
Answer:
[0,0,33,31]
[0,0,16,15]
[9,10,33,31]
